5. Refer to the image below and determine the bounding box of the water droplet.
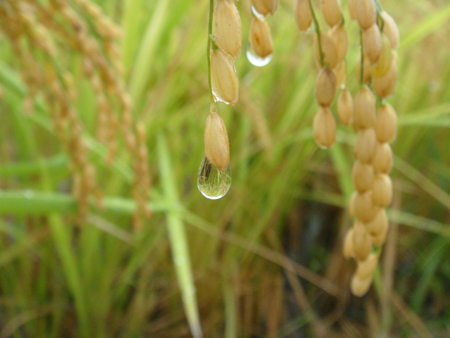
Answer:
[212,90,229,105]
[317,144,331,150]
[246,47,273,67]
[197,156,231,200]
[251,5,266,19]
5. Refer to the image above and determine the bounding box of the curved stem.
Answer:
[376,95,383,110]
[374,0,385,32]
[374,0,383,12]
[207,0,217,109]
[308,0,325,67]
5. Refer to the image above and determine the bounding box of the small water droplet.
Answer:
[212,90,230,105]
[246,47,273,67]
[251,5,266,19]
[317,144,331,150]
[197,156,231,200]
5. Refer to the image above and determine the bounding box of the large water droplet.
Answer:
[246,47,273,67]
[197,156,231,200]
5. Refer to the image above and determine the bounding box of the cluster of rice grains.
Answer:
[198,0,279,200]
[202,0,398,296]
[295,0,349,149]
[295,0,399,296]
[0,0,151,229]
[197,0,242,200]
[346,0,399,297]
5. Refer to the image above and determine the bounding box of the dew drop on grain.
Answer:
[197,156,232,200]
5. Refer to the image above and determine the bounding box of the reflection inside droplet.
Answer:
[246,48,273,67]
[197,156,231,200]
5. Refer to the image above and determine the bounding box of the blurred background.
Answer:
[0,0,449,337]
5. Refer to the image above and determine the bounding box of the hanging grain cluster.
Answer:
[0,0,151,229]
[295,0,399,296]
[346,0,399,296]
[197,0,242,200]
[295,0,350,148]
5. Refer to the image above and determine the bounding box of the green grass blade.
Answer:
[156,132,202,338]
[223,279,236,338]
[401,3,450,48]
[330,142,353,199]
[411,238,449,312]
[48,214,89,337]
[128,0,170,105]
[0,154,68,178]
[0,190,172,216]
[122,0,145,75]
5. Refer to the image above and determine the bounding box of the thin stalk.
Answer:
[207,0,217,109]
[308,0,325,67]
[376,10,385,33]
[373,0,385,33]
[374,0,384,13]
[360,30,364,86]
[376,95,383,110]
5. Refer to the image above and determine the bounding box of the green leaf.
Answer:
[157,133,203,338]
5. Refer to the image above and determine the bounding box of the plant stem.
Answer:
[308,0,325,67]
[207,0,217,109]
[374,0,383,12]
[374,0,384,32]
[360,30,364,86]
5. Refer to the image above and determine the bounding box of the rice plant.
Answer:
[0,0,449,337]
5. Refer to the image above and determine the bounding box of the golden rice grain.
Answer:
[314,32,338,69]
[353,86,376,130]
[204,109,230,171]
[249,16,274,59]
[363,24,382,64]
[372,174,393,207]
[355,0,376,30]
[380,11,399,49]
[313,107,337,149]
[210,48,239,105]
[375,103,397,144]
[372,58,398,98]
[354,191,379,223]
[352,160,375,193]
[294,0,313,31]
[354,128,377,164]
[315,67,336,107]
[373,143,393,174]
[214,0,242,59]
[352,220,372,261]
[321,0,342,27]
[337,88,353,125]
[329,25,348,63]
